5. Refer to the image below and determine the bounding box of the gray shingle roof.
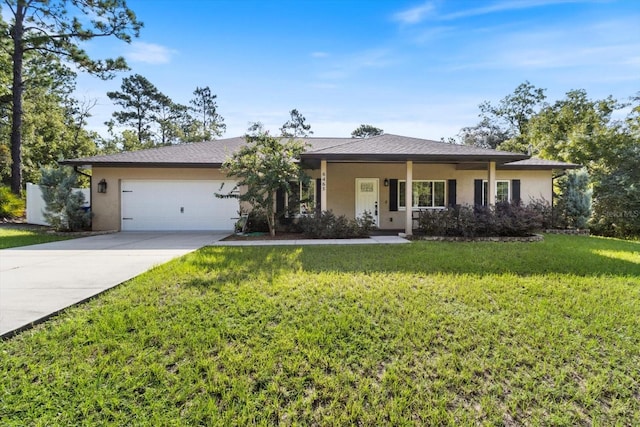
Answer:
[304,134,527,161]
[60,134,577,169]
[61,137,247,167]
[500,158,581,170]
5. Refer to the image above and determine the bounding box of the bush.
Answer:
[555,169,591,229]
[39,166,91,231]
[418,203,544,237]
[0,186,25,219]
[298,210,376,239]
[244,209,270,233]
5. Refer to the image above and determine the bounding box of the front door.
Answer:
[355,178,379,226]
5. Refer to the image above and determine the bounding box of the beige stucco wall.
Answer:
[90,167,230,231]
[90,164,553,232]
[323,163,553,230]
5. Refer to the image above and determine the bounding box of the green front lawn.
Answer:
[0,228,74,249]
[1,235,639,425]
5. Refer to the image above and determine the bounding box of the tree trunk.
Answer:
[9,3,25,194]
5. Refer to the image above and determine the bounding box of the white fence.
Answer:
[26,182,90,226]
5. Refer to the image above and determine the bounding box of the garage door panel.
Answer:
[121,180,239,231]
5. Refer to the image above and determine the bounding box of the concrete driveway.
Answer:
[0,232,228,337]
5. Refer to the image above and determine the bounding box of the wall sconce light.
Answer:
[383,178,389,187]
[97,179,108,193]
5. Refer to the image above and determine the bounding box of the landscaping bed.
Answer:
[409,233,543,242]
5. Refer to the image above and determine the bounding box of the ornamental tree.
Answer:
[220,126,308,236]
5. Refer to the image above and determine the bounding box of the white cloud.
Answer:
[394,0,590,25]
[393,1,435,25]
[316,48,396,81]
[125,42,177,64]
[311,51,330,58]
[438,0,586,21]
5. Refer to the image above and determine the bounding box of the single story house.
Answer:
[60,134,579,234]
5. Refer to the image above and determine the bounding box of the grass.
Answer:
[1,234,639,425]
[0,227,74,249]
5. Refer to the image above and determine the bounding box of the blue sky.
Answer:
[75,0,640,140]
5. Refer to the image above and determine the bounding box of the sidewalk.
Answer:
[213,235,410,246]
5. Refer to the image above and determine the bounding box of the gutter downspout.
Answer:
[73,166,92,210]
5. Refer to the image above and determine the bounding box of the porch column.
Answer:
[405,160,413,235]
[320,159,327,212]
[488,160,496,206]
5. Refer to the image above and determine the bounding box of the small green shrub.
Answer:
[244,209,270,233]
[298,210,376,238]
[418,203,544,237]
[0,186,25,219]
[39,166,90,231]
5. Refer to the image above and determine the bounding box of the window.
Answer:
[399,180,446,209]
[286,180,316,216]
[482,180,510,205]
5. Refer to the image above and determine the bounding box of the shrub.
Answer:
[39,166,90,231]
[298,210,376,239]
[244,209,270,233]
[418,203,544,237]
[0,186,25,219]
[555,169,591,229]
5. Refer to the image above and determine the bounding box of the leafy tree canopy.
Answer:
[4,0,142,193]
[280,109,313,138]
[351,124,383,138]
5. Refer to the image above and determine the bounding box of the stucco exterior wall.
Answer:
[90,164,553,232]
[323,163,552,230]
[90,167,230,231]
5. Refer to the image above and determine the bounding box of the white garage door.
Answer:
[121,180,239,231]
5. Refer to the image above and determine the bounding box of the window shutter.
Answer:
[447,179,457,207]
[276,188,285,214]
[389,179,398,211]
[474,179,483,206]
[512,179,521,204]
[315,178,321,213]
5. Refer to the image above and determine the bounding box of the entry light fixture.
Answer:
[383,178,390,187]
[97,179,108,194]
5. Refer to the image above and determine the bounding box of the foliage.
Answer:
[459,83,640,237]
[38,167,90,232]
[106,74,165,148]
[526,89,621,164]
[0,227,74,249]
[0,17,98,187]
[351,124,383,138]
[105,78,226,149]
[555,169,591,229]
[590,141,640,238]
[457,117,510,149]
[418,203,544,237]
[298,210,376,238]
[4,0,142,193]
[280,109,313,137]
[244,209,270,233]
[189,86,226,141]
[462,81,547,152]
[1,236,638,425]
[0,185,24,218]
[220,128,308,236]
